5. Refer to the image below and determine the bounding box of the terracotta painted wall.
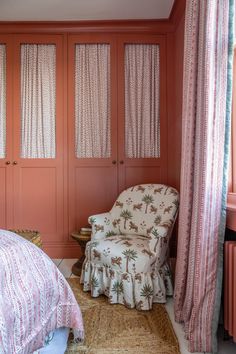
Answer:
[168,13,185,191]
[168,11,185,257]
[175,13,185,188]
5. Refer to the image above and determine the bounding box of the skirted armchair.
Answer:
[80,184,179,310]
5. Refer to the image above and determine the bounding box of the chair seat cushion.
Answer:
[89,235,156,274]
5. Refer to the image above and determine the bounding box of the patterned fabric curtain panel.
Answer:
[174,1,234,353]
[21,44,56,158]
[75,44,111,158]
[0,44,6,159]
[125,44,160,158]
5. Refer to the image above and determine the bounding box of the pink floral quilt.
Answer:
[0,230,84,354]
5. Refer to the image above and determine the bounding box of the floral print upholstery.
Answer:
[81,184,179,310]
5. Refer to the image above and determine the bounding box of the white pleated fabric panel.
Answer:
[21,44,56,158]
[75,44,111,158]
[0,45,6,159]
[125,44,160,158]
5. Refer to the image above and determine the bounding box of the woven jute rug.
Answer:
[66,278,180,354]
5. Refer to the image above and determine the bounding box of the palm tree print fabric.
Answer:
[81,184,179,310]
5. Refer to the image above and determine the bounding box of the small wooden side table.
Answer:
[71,231,91,276]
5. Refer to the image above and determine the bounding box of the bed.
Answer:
[0,229,84,354]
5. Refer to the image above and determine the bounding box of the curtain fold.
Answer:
[174,1,234,353]
[21,44,56,158]
[125,44,160,158]
[0,44,6,159]
[75,44,110,158]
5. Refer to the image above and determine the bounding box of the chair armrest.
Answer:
[88,212,117,240]
[149,226,169,253]
[149,211,178,253]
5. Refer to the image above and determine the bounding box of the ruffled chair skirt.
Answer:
[81,261,173,310]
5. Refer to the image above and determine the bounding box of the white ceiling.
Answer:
[0,0,175,21]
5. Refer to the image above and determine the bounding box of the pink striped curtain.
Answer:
[174,0,234,353]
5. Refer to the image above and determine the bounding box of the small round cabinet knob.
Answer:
[112,160,117,165]
[119,160,124,164]
[13,161,18,165]
[5,161,10,165]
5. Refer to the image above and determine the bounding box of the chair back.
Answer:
[110,184,179,238]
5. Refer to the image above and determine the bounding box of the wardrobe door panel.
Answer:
[0,43,7,228]
[0,37,13,228]
[12,35,64,250]
[13,167,58,235]
[74,166,117,230]
[0,169,7,228]
[124,166,162,189]
[68,35,118,233]
[0,44,6,160]
[118,35,168,192]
